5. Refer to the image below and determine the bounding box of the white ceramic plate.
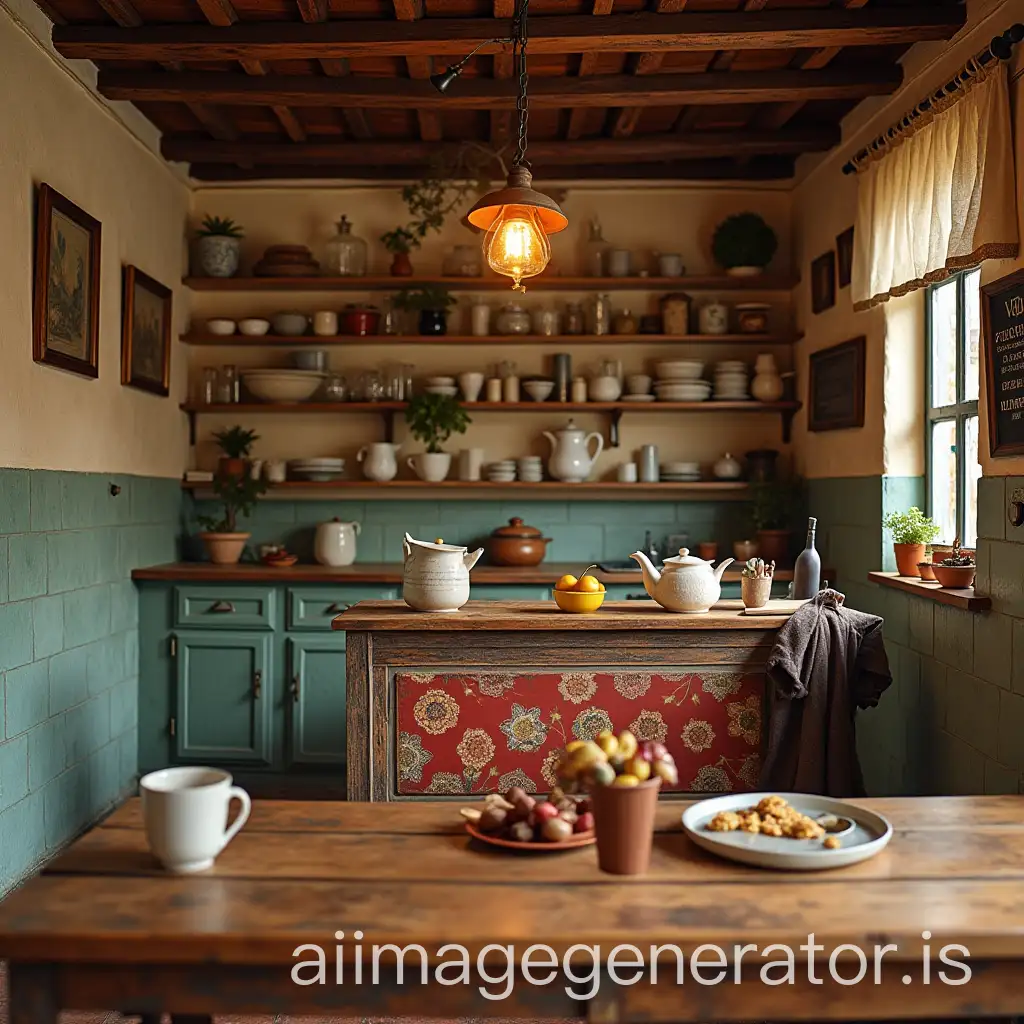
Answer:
[621,394,657,402]
[682,792,893,871]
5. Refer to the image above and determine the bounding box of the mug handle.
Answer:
[406,456,416,472]
[220,786,251,853]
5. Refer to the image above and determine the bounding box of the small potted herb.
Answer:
[881,506,940,578]
[197,473,267,565]
[931,537,976,589]
[740,557,775,609]
[196,214,244,278]
[381,227,419,277]
[404,393,471,482]
[750,479,801,566]
[395,286,457,336]
[213,425,259,479]
[712,212,778,277]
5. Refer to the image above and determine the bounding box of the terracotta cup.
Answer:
[590,778,662,875]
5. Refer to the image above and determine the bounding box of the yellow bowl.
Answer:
[553,589,606,614]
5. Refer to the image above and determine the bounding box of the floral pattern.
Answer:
[557,672,597,704]
[396,670,763,796]
[413,690,460,735]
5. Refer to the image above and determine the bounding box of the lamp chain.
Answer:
[513,0,530,169]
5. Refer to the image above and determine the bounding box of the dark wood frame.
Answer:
[811,250,836,314]
[33,183,101,378]
[808,335,866,432]
[121,264,173,396]
[835,226,854,288]
[982,267,1024,458]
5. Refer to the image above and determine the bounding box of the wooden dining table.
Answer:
[1,796,1023,1024]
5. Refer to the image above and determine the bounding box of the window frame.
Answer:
[925,269,981,546]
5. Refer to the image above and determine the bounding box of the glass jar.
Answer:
[324,215,367,276]
[322,373,348,402]
[443,244,482,278]
[200,367,218,405]
[533,308,560,336]
[587,293,611,336]
[216,365,239,404]
[495,303,531,335]
[380,297,399,336]
[563,302,584,335]
[613,309,638,335]
[361,370,385,402]
[660,292,692,335]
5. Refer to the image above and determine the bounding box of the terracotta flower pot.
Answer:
[893,543,925,578]
[931,563,976,589]
[755,529,791,566]
[590,778,661,875]
[390,251,414,277]
[217,456,247,479]
[201,532,250,565]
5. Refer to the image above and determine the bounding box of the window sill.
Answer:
[867,571,991,612]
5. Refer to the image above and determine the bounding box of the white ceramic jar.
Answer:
[314,518,361,567]
[699,300,730,335]
[402,533,483,613]
[713,452,743,480]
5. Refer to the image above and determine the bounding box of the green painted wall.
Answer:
[0,469,180,893]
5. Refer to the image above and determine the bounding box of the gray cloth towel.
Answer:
[759,588,892,797]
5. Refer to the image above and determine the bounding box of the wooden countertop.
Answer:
[336,599,792,630]
[131,561,811,586]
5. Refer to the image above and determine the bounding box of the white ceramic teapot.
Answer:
[402,533,483,613]
[315,518,361,567]
[543,419,605,483]
[357,441,400,482]
[630,547,735,614]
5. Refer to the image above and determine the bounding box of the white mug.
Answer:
[140,766,251,874]
[266,459,287,483]
[617,462,638,483]
[312,310,338,336]
[458,447,484,481]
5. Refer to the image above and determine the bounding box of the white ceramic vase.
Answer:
[408,452,452,482]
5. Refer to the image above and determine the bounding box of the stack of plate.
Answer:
[661,461,702,482]
[714,360,750,401]
[487,460,517,483]
[517,456,543,482]
[424,376,457,397]
[654,379,712,402]
[288,457,345,482]
[655,360,704,381]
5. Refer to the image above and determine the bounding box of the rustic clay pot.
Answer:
[590,778,661,875]
[741,575,772,609]
[932,563,976,589]
[487,517,552,567]
[893,543,925,578]
[917,561,937,582]
[756,529,791,565]
[390,251,414,277]
[201,532,250,565]
[217,457,247,479]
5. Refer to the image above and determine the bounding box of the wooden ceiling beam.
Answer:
[567,0,615,141]
[490,0,515,147]
[53,6,965,62]
[393,0,442,144]
[162,125,840,165]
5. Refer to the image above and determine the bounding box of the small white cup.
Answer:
[458,447,484,481]
[140,766,251,874]
[617,462,638,483]
[312,310,338,336]
[266,459,287,483]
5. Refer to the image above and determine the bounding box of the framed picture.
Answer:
[121,265,172,396]
[836,226,855,289]
[808,336,866,432]
[982,268,1024,457]
[33,183,101,378]
[811,251,836,314]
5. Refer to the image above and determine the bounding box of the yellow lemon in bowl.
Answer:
[553,589,606,614]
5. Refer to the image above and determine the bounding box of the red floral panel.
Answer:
[395,670,763,796]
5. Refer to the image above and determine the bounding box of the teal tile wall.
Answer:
[809,474,1024,798]
[187,498,752,565]
[0,469,180,894]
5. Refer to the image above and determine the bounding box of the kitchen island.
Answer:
[336,600,789,801]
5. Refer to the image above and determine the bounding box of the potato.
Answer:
[624,756,651,782]
[617,730,638,760]
[505,786,527,805]
[541,817,574,843]
[652,758,679,786]
[508,820,535,843]
[590,761,616,787]
[596,729,619,757]
[612,774,640,787]
[478,807,508,832]
[575,811,595,833]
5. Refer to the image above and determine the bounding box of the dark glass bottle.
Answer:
[792,517,821,599]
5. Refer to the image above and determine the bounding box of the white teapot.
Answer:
[543,419,605,483]
[402,533,483,613]
[630,547,735,614]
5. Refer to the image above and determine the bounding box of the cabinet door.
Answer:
[174,631,272,765]
[288,635,347,765]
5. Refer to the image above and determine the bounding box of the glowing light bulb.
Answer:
[483,204,551,291]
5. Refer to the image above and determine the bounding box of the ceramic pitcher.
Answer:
[543,419,604,483]
[402,533,483,613]
[357,442,400,481]
[315,518,361,567]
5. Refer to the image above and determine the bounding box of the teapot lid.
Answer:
[662,547,712,569]
[490,516,542,539]
[558,418,583,432]
[405,532,466,553]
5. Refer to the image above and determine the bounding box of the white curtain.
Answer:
[852,62,1019,311]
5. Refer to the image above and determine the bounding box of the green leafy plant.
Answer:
[939,537,974,566]
[198,214,244,239]
[394,286,457,314]
[405,393,471,454]
[751,479,802,532]
[882,507,940,545]
[197,473,267,534]
[212,425,259,459]
[381,226,419,254]
[712,212,778,270]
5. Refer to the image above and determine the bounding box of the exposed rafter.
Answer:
[393,0,442,143]
[490,0,515,147]
[567,0,615,142]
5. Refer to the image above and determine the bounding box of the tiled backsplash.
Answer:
[0,468,180,893]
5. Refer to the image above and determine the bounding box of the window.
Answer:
[927,268,981,547]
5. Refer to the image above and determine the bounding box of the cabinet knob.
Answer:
[291,674,301,702]
[326,602,349,615]
[210,600,235,614]
[253,670,262,699]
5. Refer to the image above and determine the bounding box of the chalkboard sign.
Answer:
[808,336,865,432]
[983,269,1024,457]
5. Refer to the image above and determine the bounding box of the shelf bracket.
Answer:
[186,409,197,447]
[781,408,796,444]
[383,410,396,444]
[609,410,623,449]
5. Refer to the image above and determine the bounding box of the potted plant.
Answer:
[931,537,977,589]
[750,479,801,565]
[712,212,778,277]
[395,286,457,336]
[196,214,244,278]
[881,506,940,578]
[381,226,418,277]
[197,473,267,565]
[212,425,259,478]
[404,393,470,482]
[740,557,775,609]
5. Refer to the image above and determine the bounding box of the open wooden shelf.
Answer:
[181,332,799,347]
[183,274,799,293]
[867,571,991,612]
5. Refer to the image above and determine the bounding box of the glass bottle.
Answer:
[582,217,608,277]
[216,365,239,404]
[380,297,399,336]
[324,215,368,277]
[792,517,822,599]
[587,293,611,336]
[200,367,218,405]
[563,302,584,335]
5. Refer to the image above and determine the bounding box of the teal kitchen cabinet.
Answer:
[287,635,348,765]
[173,630,273,766]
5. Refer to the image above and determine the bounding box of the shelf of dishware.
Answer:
[182,274,799,293]
[180,332,801,348]
[180,400,800,415]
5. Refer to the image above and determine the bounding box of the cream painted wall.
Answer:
[0,2,190,477]
[186,184,795,476]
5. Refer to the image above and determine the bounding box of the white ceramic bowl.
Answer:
[238,318,271,337]
[656,360,704,380]
[424,376,456,386]
[626,374,653,395]
[523,380,555,401]
[243,370,324,403]
[271,312,310,337]
[206,319,237,336]
[425,385,458,397]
